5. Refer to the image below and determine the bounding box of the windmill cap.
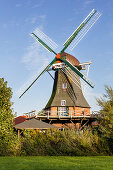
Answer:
[61,52,82,70]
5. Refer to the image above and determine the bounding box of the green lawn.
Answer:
[0,156,113,170]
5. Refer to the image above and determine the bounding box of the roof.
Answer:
[14,118,57,130]
[61,52,81,70]
[14,116,27,125]
[45,69,90,108]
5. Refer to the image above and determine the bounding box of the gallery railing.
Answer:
[23,110,100,119]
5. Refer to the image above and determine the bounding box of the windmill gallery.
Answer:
[15,9,101,131]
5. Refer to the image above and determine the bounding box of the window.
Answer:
[82,108,86,116]
[62,83,67,89]
[61,100,66,106]
[58,107,69,116]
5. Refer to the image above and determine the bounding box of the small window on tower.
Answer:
[62,83,67,89]
[61,100,66,106]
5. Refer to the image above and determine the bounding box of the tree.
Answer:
[0,78,13,130]
[97,85,113,154]
[0,78,17,155]
[97,85,113,136]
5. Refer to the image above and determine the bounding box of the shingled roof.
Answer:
[45,69,90,108]
[14,118,57,130]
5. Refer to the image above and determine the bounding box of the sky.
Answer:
[0,0,113,116]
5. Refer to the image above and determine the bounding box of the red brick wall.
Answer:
[75,107,82,116]
[50,107,57,116]
[83,108,90,116]
[50,106,90,117]
[69,107,90,116]
[69,107,75,116]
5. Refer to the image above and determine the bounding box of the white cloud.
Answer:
[39,15,46,19]
[16,4,22,7]
[25,15,46,24]
[32,1,44,8]
[84,0,94,5]
[84,88,102,112]
[16,60,49,97]
[31,17,37,24]
[23,26,58,70]
[32,4,41,8]
[22,41,49,70]
[17,29,51,96]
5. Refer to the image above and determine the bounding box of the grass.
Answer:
[0,156,113,170]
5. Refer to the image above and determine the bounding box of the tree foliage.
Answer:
[0,78,19,155]
[18,128,111,156]
[0,78,13,130]
[97,85,113,136]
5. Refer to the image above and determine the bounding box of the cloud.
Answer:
[39,15,46,19]
[16,4,22,7]
[32,0,44,8]
[32,4,42,8]
[84,88,102,112]
[25,15,46,24]
[84,0,94,5]
[31,17,37,24]
[22,41,49,70]
[16,60,49,97]
[17,29,51,96]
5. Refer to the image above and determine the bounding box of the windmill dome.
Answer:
[61,52,81,70]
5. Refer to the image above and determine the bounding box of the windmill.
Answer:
[19,9,101,121]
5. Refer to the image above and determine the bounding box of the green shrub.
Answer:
[19,128,112,156]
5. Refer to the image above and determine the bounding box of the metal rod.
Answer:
[47,70,54,80]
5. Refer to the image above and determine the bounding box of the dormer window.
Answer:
[61,100,66,106]
[62,83,67,89]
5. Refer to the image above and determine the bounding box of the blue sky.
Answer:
[0,0,113,115]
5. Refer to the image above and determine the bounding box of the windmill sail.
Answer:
[32,28,58,54]
[63,9,101,51]
[60,58,95,88]
[61,67,82,90]
[19,58,56,98]
[31,33,57,55]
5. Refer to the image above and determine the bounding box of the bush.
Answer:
[19,128,112,156]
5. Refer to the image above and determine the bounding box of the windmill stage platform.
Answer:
[36,115,97,129]
[23,110,98,129]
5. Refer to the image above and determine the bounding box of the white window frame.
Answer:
[58,107,68,116]
[62,83,67,89]
[61,100,66,106]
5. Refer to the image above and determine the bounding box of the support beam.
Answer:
[47,70,54,80]
[18,129,20,138]
[70,120,75,127]
[49,120,52,124]
[80,119,89,130]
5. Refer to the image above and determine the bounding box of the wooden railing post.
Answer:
[47,110,49,119]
